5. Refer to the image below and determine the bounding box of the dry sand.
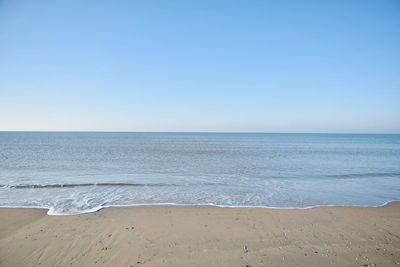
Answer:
[0,202,399,267]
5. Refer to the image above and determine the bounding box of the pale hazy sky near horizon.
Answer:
[1,0,399,133]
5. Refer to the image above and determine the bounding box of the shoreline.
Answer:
[1,202,400,266]
[1,199,399,216]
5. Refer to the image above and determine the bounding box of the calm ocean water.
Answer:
[0,132,399,215]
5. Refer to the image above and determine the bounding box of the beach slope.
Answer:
[1,203,399,267]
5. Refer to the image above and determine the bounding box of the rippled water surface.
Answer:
[1,132,399,214]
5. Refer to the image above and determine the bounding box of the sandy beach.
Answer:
[0,202,399,267]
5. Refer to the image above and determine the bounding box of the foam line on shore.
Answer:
[0,200,399,216]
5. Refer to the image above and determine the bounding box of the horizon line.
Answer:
[0,130,399,135]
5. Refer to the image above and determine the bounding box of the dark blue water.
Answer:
[0,132,399,214]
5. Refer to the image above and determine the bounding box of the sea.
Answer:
[0,132,399,215]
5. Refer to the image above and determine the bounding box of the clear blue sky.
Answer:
[1,0,399,133]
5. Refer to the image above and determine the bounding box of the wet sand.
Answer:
[1,202,399,267]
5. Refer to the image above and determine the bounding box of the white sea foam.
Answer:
[1,200,399,216]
